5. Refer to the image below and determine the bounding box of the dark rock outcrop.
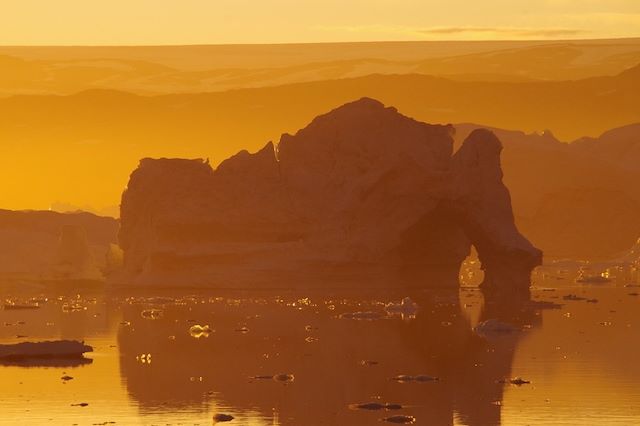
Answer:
[117,98,541,295]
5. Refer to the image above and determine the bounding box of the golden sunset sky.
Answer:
[1,0,639,45]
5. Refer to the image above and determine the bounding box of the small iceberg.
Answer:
[391,374,438,383]
[562,294,587,301]
[498,377,531,385]
[339,311,384,320]
[213,413,234,423]
[0,340,93,361]
[385,297,419,318]
[575,272,611,284]
[349,402,402,411]
[3,299,40,310]
[250,373,295,382]
[189,324,212,338]
[382,415,416,424]
[140,309,163,319]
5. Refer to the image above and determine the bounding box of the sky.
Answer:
[1,0,639,45]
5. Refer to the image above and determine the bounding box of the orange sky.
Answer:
[0,0,639,45]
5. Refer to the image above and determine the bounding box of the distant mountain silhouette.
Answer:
[416,43,640,81]
[117,98,540,297]
[1,62,638,212]
[572,122,640,172]
[1,40,639,95]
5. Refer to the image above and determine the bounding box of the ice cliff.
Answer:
[0,210,118,281]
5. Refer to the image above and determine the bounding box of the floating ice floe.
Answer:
[385,297,419,317]
[349,402,402,411]
[62,303,86,313]
[3,299,40,310]
[381,415,416,424]
[213,413,234,422]
[146,296,176,305]
[339,311,384,320]
[498,377,531,385]
[562,294,587,301]
[575,272,611,284]
[140,309,163,319]
[0,340,93,360]
[189,324,212,338]
[391,374,438,383]
[250,373,295,383]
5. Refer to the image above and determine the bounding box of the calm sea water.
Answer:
[0,265,639,425]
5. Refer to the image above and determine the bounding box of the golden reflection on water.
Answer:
[0,266,639,425]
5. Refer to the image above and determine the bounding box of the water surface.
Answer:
[1,265,639,425]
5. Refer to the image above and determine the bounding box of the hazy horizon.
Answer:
[2,0,640,44]
[2,35,640,47]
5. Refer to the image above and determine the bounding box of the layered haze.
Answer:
[0,39,639,261]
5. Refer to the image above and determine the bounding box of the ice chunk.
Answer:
[382,415,416,424]
[0,340,93,360]
[189,324,212,338]
[213,413,234,422]
[385,297,419,316]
